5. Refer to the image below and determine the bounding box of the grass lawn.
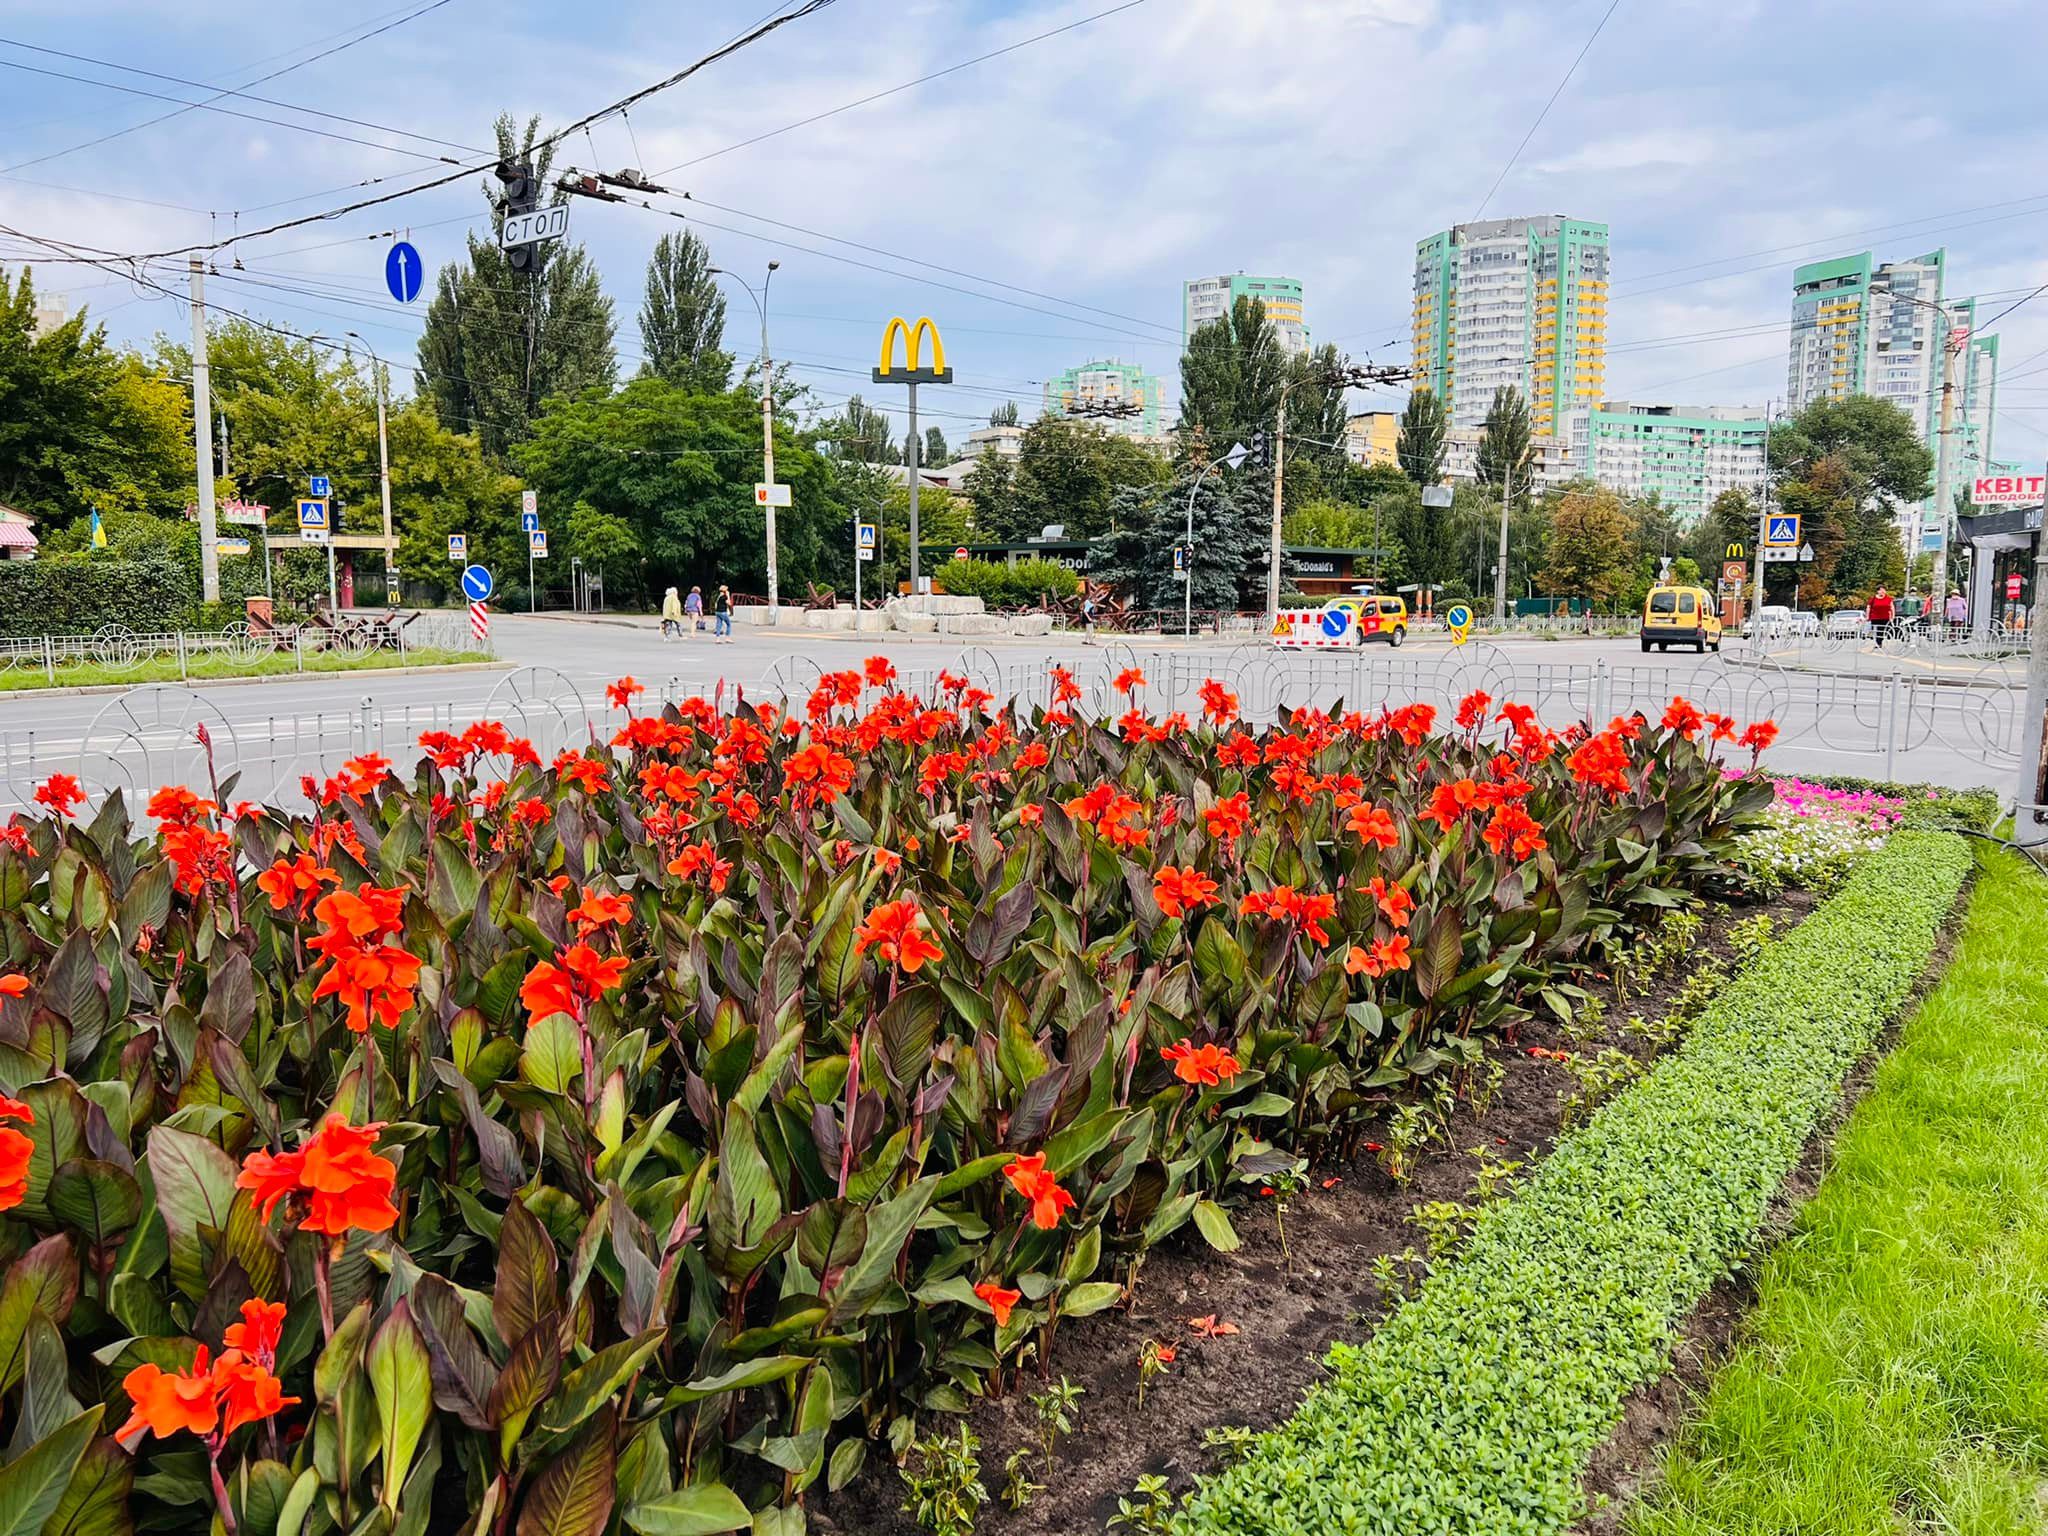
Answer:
[0,645,487,693]
[1632,845,2048,1536]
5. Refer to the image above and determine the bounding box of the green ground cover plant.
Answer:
[1171,830,1971,1536]
[1631,846,2048,1536]
[0,646,484,693]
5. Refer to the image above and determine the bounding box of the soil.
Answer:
[1573,874,1973,1535]
[813,886,1822,1536]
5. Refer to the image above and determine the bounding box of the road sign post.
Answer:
[448,533,466,562]
[385,242,423,304]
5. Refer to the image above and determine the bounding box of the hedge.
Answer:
[1172,830,1972,1536]
[0,551,195,637]
[932,556,1080,608]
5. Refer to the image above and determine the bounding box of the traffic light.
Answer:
[1250,429,1267,467]
[496,158,540,273]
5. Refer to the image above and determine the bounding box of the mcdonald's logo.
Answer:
[873,316,954,384]
[1726,542,1745,559]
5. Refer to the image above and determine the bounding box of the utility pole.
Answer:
[1752,400,1773,621]
[375,362,395,606]
[1494,457,1512,626]
[760,262,780,620]
[1266,382,1292,622]
[1929,318,1964,606]
[189,259,220,602]
[2017,533,2048,848]
[908,381,922,595]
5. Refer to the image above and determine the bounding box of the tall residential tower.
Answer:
[1183,274,1308,357]
[1410,215,1609,435]
[1042,359,1165,439]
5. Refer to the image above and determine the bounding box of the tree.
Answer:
[1389,481,1457,595]
[925,426,949,466]
[1542,486,1639,606]
[1179,296,1288,458]
[815,394,898,463]
[1396,388,1448,487]
[962,451,1018,537]
[1474,386,1533,501]
[1089,470,1266,611]
[1767,396,1930,604]
[513,377,843,601]
[988,400,1020,427]
[0,269,189,523]
[416,113,617,460]
[638,231,732,391]
[388,400,527,602]
[973,417,1167,542]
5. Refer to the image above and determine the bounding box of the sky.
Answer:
[5,0,2048,464]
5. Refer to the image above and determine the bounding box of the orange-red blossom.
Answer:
[854,899,943,975]
[1151,865,1220,920]
[520,942,630,1023]
[0,1091,34,1212]
[1239,886,1338,946]
[1003,1152,1076,1230]
[307,886,419,1034]
[974,1280,1022,1327]
[236,1115,399,1238]
[1345,935,1414,979]
[119,1344,298,1444]
[1160,1039,1241,1087]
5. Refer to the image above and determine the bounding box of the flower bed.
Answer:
[1170,830,1970,1536]
[0,666,1773,1534]
[1729,774,1906,895]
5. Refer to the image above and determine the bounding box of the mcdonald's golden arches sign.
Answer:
[873,316,953,384]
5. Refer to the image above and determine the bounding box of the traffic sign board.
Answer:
[952,546,969,562]
[448,533,467,562]
[460,564,494,602]
[385,241,423,304]
[1172,546,1187,572]
[857,547,874,562]
[1763,546,1799,563]
[529,530,549,558]
[2008,573,2024,600]
[1721,559,1748,584]
[297,498,328,544]
[520,510,540,534]
[500,205,570,250]
[1318,606,1352,639]
[309,475,331,498]
[755,483,793,508]
[856,523,876,549]
[521,490,537,515]
[1765,513,1800,546]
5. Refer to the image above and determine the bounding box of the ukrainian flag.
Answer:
[90,507,107,549]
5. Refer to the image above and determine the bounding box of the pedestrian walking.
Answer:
[660,586,682,640]
[685,586,704,634]
[714,584,733,642]
[1945,588,1967,634]
[1867,585,1895,648]
[1080,593,1097,644]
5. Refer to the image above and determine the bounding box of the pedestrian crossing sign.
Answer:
[1765,513,1800,547]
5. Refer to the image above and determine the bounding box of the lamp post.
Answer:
[345,333,396,607]
[1870,274,1965,606]
[1184,443,1248,636]
[712,262,781,621]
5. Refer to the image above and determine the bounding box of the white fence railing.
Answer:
[0,644,2026,815]
[0,615,491,685]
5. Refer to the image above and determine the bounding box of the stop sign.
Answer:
[953,546,969,562]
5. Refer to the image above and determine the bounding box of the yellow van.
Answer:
[1358,594,1409,647]
[1641,585,1722,653]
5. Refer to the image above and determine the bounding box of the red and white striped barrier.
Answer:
[469,601,489,645]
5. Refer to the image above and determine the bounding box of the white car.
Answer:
[1749,605,1822,639]
[1825,611,1868,639]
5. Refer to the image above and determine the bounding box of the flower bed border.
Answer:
[1172,830,1973,1536]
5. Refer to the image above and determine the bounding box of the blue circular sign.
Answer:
[385,241,424,304]
[460,564,494,602]
[1444,603,1473,630]
[1319,606,1352,639]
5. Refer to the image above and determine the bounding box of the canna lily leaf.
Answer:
[621,1482,751,1535]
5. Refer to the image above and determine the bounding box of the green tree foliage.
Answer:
[925,425,949,466]
[1090,471,1266,611]
[968,417,1167,542]
[416,114,617,460]
[1474,386,1533,501]
[638,231,732,392]
[1179,300,1346,515]
[0,269,189,522]
[931,556,1078,608]
[1767,396,1929,604]
[513,377,841,602]
[988,400,1020,427]
[387,401,526,601]
[814,394,899,464]
[1281,498,1372,547]
[1396,388,1448,487]
[1387,481,1455,595]
[1541,485,1639,606]
[1688,486,1757,571]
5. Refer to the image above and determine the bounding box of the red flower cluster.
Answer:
[119,1343,297,1445]
[1063,782,1148,851]
[237,1115,400,1237]
[1152,865,1221,920]
[854,899,943,974]
[34,773,84,819]
[521,942,629,1023]
[307,886,419,1034]
[1239,885,1338,946]
[1003,1152,1075,1229]
[1345,935,1413,978]
[1160,1038,1241,1086]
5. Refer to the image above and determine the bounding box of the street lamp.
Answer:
[344,332,397,608]
[711,261,782,621]
[1869,273,1965,605]
[1184,443,1248,636]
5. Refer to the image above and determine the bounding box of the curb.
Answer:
[0,659,513,701]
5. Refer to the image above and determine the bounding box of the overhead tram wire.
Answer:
[0,0,462,176]
[1471,0,1622,220]
[650,0,1148,176]
[16,0,841,267]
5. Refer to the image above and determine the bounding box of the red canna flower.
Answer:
[1347,801,1399,850]
[854,899,943,974]
[0,1094,34,1211]
[1217,733,1262,768]
[553,752,612,795]
[307,886,418,1034]
[1113,666,1147,694]
[147,785,217,824]
[117,1349,221,1443]
[1050,666,1082,706]
[214,1352,298,1436]
[0,975,25,998]
[1003,1153,1076,1230]
[1738,720,1778,753]
[520,942,629,1023]
[864,655,898,688]
[1455,690,1494,731]
[1203,792,1253,847]
[1661,697,1705,736]
[1199,678,1239,726]
[1367,876,1414,929]
[974,1280,1022,1327]
[605,676,645,709]
[1422,779,1482,831]
[785,742,856,806]
[221,1299,286,1369]
[256,855,337,915]
[1239,886,1338,945]
[1705,712,1738,744]
[1160,1038,1241,1087]
[237,1115,399,1238]
[1152,865,1221,920]
[567,887,633,934]
[1482,804,1548,861]
[34,773,85,819]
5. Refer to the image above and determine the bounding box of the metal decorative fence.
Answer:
[0,645,2026,815]
[0,615,492,686]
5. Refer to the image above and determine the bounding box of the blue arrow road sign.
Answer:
[1766,513,1800,546]
[385,241,423,304]
[309,475,331,497]
[1444,603,1474,629]
[520,510,540,534]
[460,564,494,602]
[1319,606,1352,639]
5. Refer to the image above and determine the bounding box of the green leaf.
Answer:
[41,1433,132,1536]
[1192,1199,1241,1253]
[1060,1281,1124,1318]
[487,1314,562,1444]
[622,1483,752,1535]
[314,1300,373,1406]
[516,1405,617,1536]
[826,1438,866,1492]
[876,985,941,1092]
[409,1273,498,1433]
[660,1355,812,1409]
[368,1301,432,1514]
[932,1153,1013,1200]
[521,1013,581,1097]
[145,1125,238,1301]
[708,1103,781,1273]
[536,1328,666,1437]
[735,1020,804,1117]
[494,1197,560,1350]
[273,1468,320,1536]
[0,1234,78,1395]
[829,1176,938,1317]
[0,1404,102,1536]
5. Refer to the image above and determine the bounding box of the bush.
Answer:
[1172,831,1971,1536]
[0,673,1773,1532]
[0,551,195,637]
[933,556,1080,608]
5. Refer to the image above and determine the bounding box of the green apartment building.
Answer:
[1569,402,1768,525]
[1042,359,1165,438]
[1410,215,1609,436]
[1183,274,1307,357]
